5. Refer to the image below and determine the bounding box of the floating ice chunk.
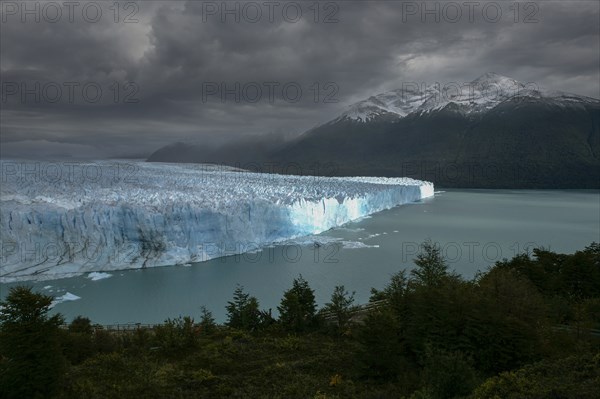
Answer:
[341,241,380,249]
[86,272,113,281]
[51,292,81,307]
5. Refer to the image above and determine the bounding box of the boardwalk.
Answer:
[319,299,389,324]
[62,300,600,337]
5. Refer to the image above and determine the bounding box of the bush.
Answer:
[420,347,478,399]
[153,316,198,356]
[471,353,600,399]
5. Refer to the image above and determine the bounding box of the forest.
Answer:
[1,241,599,398]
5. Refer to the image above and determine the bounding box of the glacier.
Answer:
[0,160,433,282]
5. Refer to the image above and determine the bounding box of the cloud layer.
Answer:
[1,0,599,159]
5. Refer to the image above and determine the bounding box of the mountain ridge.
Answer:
[148,73,600,188]
[335,72,598,122]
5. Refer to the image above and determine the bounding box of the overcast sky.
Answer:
[1,0,599,159]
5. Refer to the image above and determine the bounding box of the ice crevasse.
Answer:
[0,161,434,282]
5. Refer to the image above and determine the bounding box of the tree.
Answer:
[370,270,409,315]
[64,316,95,364]
[278,275,318,332]
[322,285,357,333]
[199,306,217,335]
[258,308,276,328]
[0,286,66,399]
[225,285,261,331]
[68,315,93,334]
[356,307,412,379]
[411,240,449,287]
[467,268,547,372]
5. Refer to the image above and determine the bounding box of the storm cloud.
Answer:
[1,0,598,159]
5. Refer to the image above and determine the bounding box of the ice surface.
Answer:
[0,160,433,282]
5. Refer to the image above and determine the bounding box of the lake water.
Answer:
[1,190,599,324]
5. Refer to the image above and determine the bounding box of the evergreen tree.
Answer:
[0,286,66,399]
[199,305,217,334]
[370,270,410,316]
[226,285,261,331]
[411,239,449,287]
[258,308,276,328]
[357,307,410,378]
[323,285,357,332]
[278,275,317,332]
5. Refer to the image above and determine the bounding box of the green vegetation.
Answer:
[1,242,599,398]
[278,275,319,333]
[225,285,262,331]
[0,286,66,398]
[321,285,357,334]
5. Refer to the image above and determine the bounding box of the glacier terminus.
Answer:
[0,161,433,282]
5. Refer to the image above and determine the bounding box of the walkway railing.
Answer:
[61,302,600,336]
[319,299,388,322]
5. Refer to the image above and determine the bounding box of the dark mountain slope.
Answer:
[149,74,600,188]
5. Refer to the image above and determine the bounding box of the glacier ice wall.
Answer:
[0,161,433,282]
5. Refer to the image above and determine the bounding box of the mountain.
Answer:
[337,72,528,121]
[273,73,600,188]
[147,132,293,166]
[149,73,600,188]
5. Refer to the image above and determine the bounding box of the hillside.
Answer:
[149,73,600,188]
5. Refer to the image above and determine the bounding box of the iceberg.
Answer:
[50,292,81,307]
[0,160,433,282]
[86,272,113,281]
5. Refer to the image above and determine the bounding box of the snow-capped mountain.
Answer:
[273,73,600,188]
[337,73,598,122]
[148,73,599,188]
